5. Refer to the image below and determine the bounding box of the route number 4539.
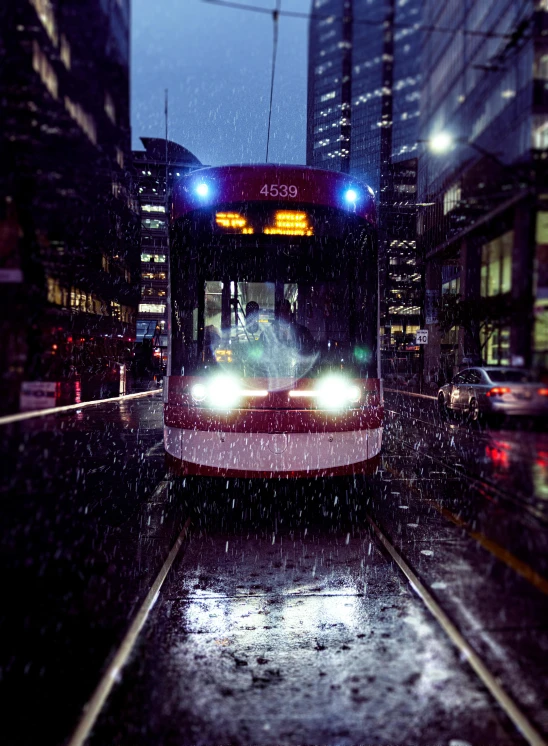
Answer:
[260,184,298,198]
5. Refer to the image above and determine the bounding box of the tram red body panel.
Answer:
[165,376,383,433]
[171,164,376,224]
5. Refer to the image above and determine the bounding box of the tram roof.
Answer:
[171,164,376,225]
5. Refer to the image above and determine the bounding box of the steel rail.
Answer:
[66,490,190,746]
[366,512,548,746]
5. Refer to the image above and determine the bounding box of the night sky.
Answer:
[131,0,311,166]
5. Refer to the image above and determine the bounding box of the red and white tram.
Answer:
[164,164,382,477]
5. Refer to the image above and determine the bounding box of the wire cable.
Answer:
[202,0,521,41]
[265,0,280,163]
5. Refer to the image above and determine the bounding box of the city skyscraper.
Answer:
[0,0,139,412]
[132,137,203,375]
[307,0,422,362]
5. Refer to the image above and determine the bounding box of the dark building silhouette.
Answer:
[307,0,422,364]
[0,0,139,412]
[419,0,548,382]
[132,137,203,377]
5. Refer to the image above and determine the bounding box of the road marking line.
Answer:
[366,513,548,746]
[384,463,548,596]
[66,496,190,746]
[428,501,548,596]
[0,389,161,427]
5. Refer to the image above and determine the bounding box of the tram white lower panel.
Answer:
[164,427,382,472]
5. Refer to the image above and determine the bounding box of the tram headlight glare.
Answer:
[207,374,241,409]
[315,376,361,410]
[190,383,207,402]
[344,188,358,203]
[196,183,209,197]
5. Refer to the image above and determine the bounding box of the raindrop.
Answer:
[226,541,229,553]
[421,550,433,556]
[345,533,350,545]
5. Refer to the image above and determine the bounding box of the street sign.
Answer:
[20,381,57,411]
[415,329,428,345]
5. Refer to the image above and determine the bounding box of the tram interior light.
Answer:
[315,375,361,410]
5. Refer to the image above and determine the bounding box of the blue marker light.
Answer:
[344,188,358,203]
[196,183,209,197]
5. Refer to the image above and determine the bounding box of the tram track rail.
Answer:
[65,477,547,746]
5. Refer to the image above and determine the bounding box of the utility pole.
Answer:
[378,0,395,365]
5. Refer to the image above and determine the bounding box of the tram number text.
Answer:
[259,184,298,198]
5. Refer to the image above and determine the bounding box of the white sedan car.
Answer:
[437,367,548,421]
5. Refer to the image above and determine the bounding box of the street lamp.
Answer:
[422,132,506,170]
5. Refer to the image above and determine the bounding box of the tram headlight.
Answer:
[315,375,361,411]
[190,383,207,402]
[196,183,209,197]
[206,373,242,410]
[344,188,358,203]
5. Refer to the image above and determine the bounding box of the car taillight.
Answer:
[538,388,548,396]
[486,386,511,397]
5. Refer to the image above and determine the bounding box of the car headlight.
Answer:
[315,375,361,411]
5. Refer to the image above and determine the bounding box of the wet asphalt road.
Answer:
[1,392,547,745]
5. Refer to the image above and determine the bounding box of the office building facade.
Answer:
[418,0,548,381]
[132,138,202,375]
[0,0,139,412]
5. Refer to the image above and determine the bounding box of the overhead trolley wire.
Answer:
[202,0,525,41]
[266,0,281,163]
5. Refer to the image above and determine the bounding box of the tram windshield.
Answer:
[170,206,378,383]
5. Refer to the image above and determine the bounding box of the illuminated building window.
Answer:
[481,231,513,297]
[533,116,548,149]
[105,92,116,124]
[481,327,510,366]
[32,42,58,99]
[141,253,166,263]
[47,276,66,306]
[60,34,71,68]
[142,218,166,230]
[142,204,166,213]
[443,183,462,215]
[320,91,336,102]
[139,303,166,314]
[534,301,548,352]
[29,0,58,45]
[65,97,97,144]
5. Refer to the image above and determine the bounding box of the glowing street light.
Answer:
[428,132,454,154]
